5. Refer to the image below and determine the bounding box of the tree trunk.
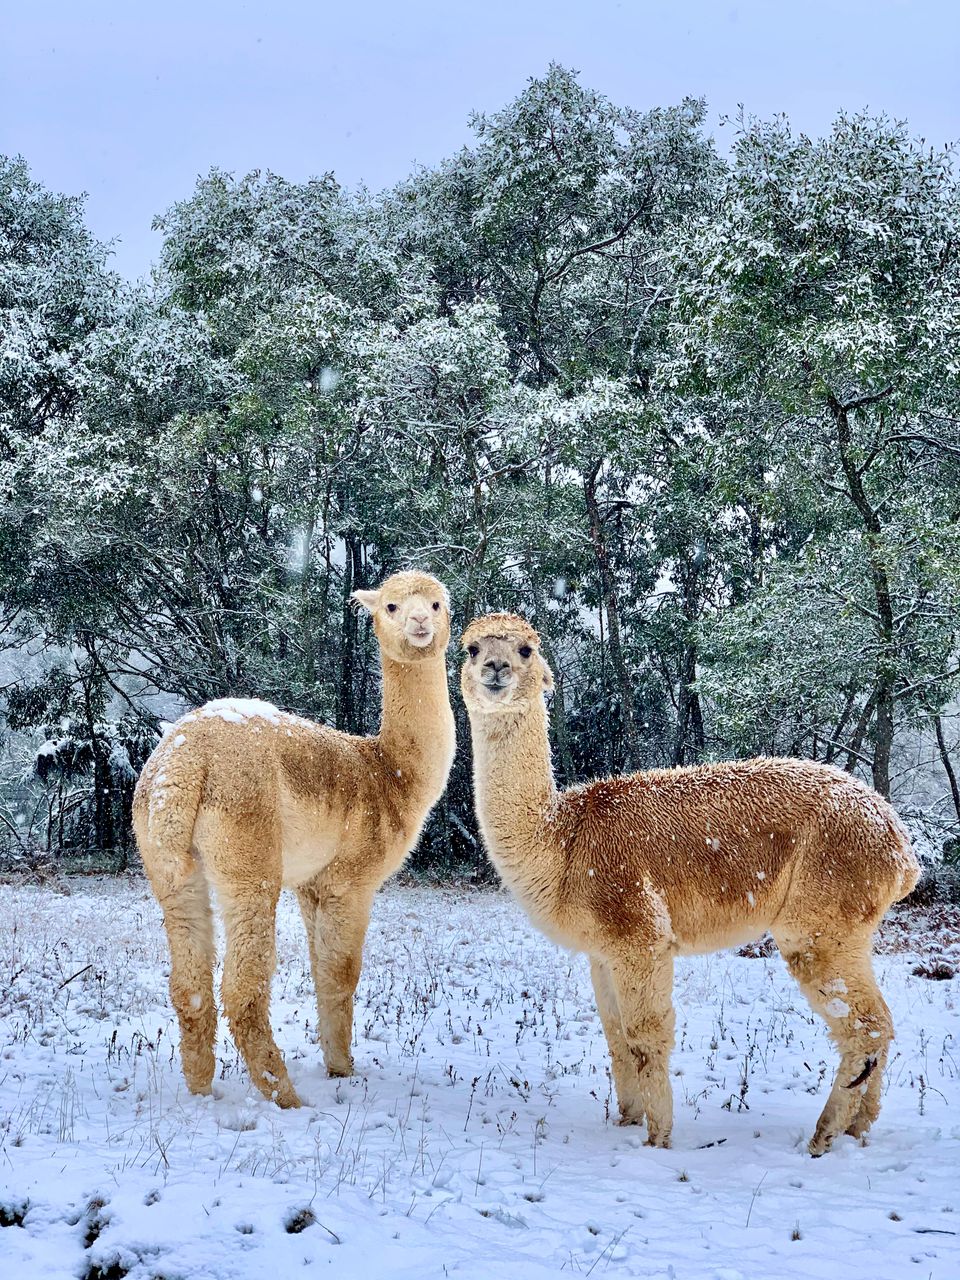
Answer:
[584,461,638,770]
[934,714,960,822]
[299,506,317,691]
[830,394,897,797]
[824,684,858,764]
[82,694,112,859]
[523,552,575,782]
[673,639,705,766]
[336,531,362,732]
[871,675,896,800]
[842,687,878,775]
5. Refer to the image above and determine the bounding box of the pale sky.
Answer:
[4,0,958,279]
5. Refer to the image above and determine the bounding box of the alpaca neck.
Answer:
[376,653,455,813]
[470,699,563,915]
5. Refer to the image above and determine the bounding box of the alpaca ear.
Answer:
[351,588,381,614]
[541,658,555,693]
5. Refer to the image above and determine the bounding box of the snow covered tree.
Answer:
[0,156,121,629]
[668,111,960,796]
[2,82,958,870]
[385,64,718,387]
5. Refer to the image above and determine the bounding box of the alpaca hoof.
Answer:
[273,1083,302,1109]
[617,1111,645,1127]
[258,1066,301,1109]
[844,1112,874,1141]
[183,1052,216,1096]
[844,1123,870,1147]
[326,1060,355,1079]
[807,1131,833,1158]
[644,1126,672,1148]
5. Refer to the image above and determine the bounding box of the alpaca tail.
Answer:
[133,740,207,900]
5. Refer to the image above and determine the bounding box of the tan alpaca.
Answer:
[460,614,919,1155]
[133,571,455,1107]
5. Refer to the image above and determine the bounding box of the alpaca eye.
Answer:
[468,645,479,658]
[386,603,397,613]
[432,601,440,611]
[518,645,532,659]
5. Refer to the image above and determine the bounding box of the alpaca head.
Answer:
[353,571,451,662]
[460,613,554,718]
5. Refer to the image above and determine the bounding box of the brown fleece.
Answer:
[460,613,919,1155]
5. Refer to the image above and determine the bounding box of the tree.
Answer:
[385,64,717,387]
[3,86,959,872]
[668,112,960,795]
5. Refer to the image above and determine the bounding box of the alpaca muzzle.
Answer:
[406,625,435,647]
[479,675,513,698]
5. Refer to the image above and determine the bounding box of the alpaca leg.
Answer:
[299,875,374,1078]
[218,865,300,1109]
[590,957,643,1124]
[296,880,325,1042]
[608,952,676,1147]
[776,931,892,1156]
[159,867,217,1095]
[296,877,357,1073]
[844,1049,886,1141]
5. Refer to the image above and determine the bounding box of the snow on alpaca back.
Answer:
[199,698,283,725]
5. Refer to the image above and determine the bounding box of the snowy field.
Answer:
[0,879,958,1280]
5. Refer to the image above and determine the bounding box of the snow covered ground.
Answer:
[0,878,957,1280]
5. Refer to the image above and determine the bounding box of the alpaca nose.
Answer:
[410,610,429,626]
[483,658,511,681]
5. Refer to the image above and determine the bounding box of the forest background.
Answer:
[3,66,959,881]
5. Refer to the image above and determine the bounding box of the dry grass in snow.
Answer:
[0,878,958,1279]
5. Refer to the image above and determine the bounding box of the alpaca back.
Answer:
[549,758,918,954]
